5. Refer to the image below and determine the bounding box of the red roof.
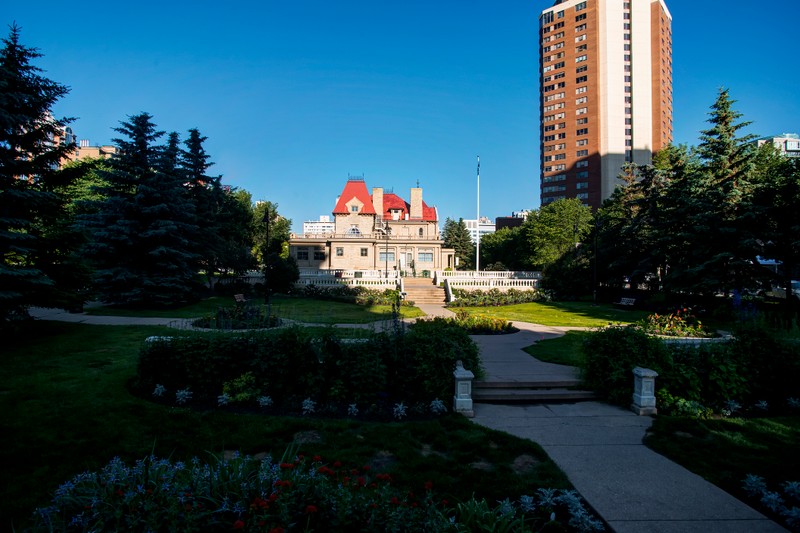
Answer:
[379,193,437,221]
[332,179,376,215]
[331,179,437,221]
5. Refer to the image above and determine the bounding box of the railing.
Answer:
[291,232,440,241]
[446,278,539,289]
[298,268,400,279]
[433,270,541,284]
[216,271,264,285]
[294,277,399,290]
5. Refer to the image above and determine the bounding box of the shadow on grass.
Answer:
[459,300,648,327]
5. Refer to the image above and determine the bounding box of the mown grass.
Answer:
[644,415,800,525]
[523,330,591,367]
[87,295,426,324]
[457,301,648,327]
[0,321,569,531]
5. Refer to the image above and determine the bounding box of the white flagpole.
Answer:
[476,155,480,273]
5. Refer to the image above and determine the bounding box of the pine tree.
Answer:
[84,114,199,306]
[0,24,75,321]
[442,218,474,270]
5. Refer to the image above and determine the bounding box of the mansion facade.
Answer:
[289,178,455,273]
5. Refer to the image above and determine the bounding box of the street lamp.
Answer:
[262,208,271,317]
[384,220,390,280]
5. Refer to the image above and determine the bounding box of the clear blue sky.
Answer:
[7,1,800,232]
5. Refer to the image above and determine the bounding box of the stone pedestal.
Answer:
[631,366,658,416]
[453,360,475,418]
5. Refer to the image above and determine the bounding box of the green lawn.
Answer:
[523,330,591,367]
[87,295,425,324]
[457,301,648,327]
[644,415,800,527]
[0,321,569,530]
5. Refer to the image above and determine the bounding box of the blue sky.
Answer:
[7,1,800,231]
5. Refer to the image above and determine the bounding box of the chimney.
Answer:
[410,187,422,219]
[372,187,384,220]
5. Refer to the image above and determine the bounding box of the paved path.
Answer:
[28,304,786,531]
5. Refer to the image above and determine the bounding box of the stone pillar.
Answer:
[453,360,475,417]
[631,367,658,415]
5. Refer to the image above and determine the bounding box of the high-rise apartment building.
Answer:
[538,0,672,209]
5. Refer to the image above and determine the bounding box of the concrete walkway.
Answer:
[28,305,786,531]
[472,320,786,532]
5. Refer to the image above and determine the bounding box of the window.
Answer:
[557,10,564,19]
[576,75,588,83]
[336,247,344,257]
[576,171,589,178]
[314,250,326,261]
[575,1,587,11]
[554,164,566,171]
[576,96,587,104]
[575,13,587,21]
[541,11,554,24]
[624,44,631,51]
[576,149,588,157]
[543,174,567,183]
[575,55,587,63]
[543,185,567,193]
[555,153,566,160]
[624,33,631,41]
[576,160,589,168]
[544,124,556,132]
[297,248,309,260]
[554,21,564,29]
[576,65,588,73]
[418,252,433,263]
[575,23,587,32]
[577,128,589,135]
[576,107,588,115]
[576,44,587,52]
[543,155,553,162]
[576,192,589,200]
[360,248,368,257]
[350,205,359,212]
[543,134,556,142]
[419,228,424,237]
[379,251,395,262]
[576,182,589,189]
[625,139,633,146]
[575,34,586,42]
[625,128,632,136]
[576,86,587,94]
[576,139,588,146]
[624,54,631,61]
[577,117,588,124]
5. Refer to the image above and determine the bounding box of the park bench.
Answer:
[614,297,636,308]
[233,294,249,304]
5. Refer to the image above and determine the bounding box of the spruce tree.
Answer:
[442,218,474,270]
[84,114,198,306]
[0,24,75,321]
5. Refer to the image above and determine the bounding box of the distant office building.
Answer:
[72,139,117,160]
[495,210,531,231]
[756,133,800,158]
[538,0,673,209]
[302,216,336,235]
[463,217,496,244]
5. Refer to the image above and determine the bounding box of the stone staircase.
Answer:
[473,377,597,403]
[402,277,446,305]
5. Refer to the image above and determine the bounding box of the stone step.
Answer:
[473,388,597,402]
[475,379,584,389]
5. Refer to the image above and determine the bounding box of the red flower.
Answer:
[424,481,433,491]
[362,465,371,471]
[305,505,318,514]
[313,455,322,462]
[390,497,400,506]
[233,519,245,529]
[279,462,294,470]
[269,528,284,533]
[333,461,342,468]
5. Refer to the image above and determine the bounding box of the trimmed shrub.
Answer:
[447,288,543,307]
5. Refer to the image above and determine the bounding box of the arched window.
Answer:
[346,227,361,237]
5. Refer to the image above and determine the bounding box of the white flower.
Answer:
[152,384,166,397]
[257,396,273,408]
[175,388,192,405]
[302,397,316,415]
[217,393,231,406]
[430,398,447,415]
[393,402,407,420]
[347,403,359,417]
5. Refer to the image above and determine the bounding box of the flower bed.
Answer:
[31,452,604,532]
[635,308,716,338]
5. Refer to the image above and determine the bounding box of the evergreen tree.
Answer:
[83,114,199,306]
[442,218,474,270]
[0,24,75,321]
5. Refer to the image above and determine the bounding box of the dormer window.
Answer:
[351,205,359,213]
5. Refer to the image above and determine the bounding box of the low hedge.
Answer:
[447,288,543,308]
[300,285,414,306]
[136,321,483,413]
[581,325,800,414]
